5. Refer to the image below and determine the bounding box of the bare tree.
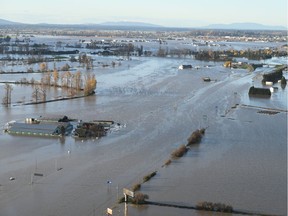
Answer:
[41,72,51,86]
[156,46,166,57]
[61,71,72,88]
[126,43,134,59]
[32,85,47,103]
[53,69,59,87]
[74,71,82,91]
[41,87,47,102]
[2,83,13,106]
[86,57,93,70]
[32,86,41,103]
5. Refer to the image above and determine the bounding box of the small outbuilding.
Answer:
[179,64,192,70]
[248,86,271,97]
[202,77,211,82]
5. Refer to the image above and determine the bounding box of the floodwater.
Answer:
[0,56,287,216]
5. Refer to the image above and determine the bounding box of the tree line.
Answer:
[2,70,96,106]
[153,46,287,61]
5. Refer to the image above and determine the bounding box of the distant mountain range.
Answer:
[204,22,287,30]
[0,18,286,30]
[0,18,22,25]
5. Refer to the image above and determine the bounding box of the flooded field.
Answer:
[0,38,287,216]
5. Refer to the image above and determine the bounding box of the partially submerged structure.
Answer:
[5,118,73,137]
[262,68,283,84]
[178,64,192,70]
[72,120,114,138]
[248,86,271,97]
[4,116,116,139]
[202,77,211,82]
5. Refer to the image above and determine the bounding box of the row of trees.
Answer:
[2,71,97,106]
[41,69,85,91]
[78,53,93,70]
[154,46,287,61]
[29,55,91,71]
[39,69,97,95]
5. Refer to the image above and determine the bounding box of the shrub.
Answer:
[200,128,206,135]
[132,192,149,204]
[132,183,141,192]
[27,67,33,73]
[39,62,48,72]
[69,56,77,62]
[187,128,205,146]
[163,159,172,167]
[196,201,233,213]
[61,63,70,71]
[143,171,157,183]
[171,145,188,158]
[281,76,287,85]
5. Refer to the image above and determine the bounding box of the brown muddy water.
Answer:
[0,57,287,216]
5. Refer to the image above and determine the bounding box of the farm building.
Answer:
[4,116,115,139]
[6,120,73,137]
